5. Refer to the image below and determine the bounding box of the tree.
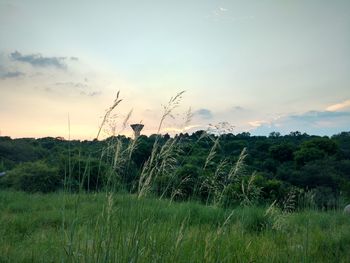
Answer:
[294,147,325,166]
[269,143,294,163]
[302,137,338,155]
[294,137,338,166]
[4,161,61,193]
[269,132,281,138]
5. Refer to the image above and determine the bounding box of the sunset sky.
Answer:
[0,0,349,139]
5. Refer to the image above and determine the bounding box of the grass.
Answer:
[1,190,350,262]
[1,91,348,262]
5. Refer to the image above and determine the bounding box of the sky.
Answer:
[0,0,349,139]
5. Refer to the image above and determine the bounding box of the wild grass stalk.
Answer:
[203,136,220,170]
[137,91,185,199]
[95,91,122,141]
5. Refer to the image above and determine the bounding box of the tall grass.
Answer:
[2,90,347,262]
[1,191,350,262]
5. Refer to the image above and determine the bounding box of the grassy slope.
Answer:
[1,191,350,263]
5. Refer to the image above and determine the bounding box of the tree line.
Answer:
[1,130,350,209]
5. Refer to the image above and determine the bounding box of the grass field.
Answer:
[1,190,350,263]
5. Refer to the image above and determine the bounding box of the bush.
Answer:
[3,161,61,193]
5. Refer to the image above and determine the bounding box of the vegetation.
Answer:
[1,92,350,261]
[1,161,60,193]
[1,191,350,263]
[1,130,350,209]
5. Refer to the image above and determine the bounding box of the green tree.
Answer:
[4,161,61,193]
[269,143,294,162]
[294,147,325,166]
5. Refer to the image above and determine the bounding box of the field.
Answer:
[1,191,350,263]
[2,1,350,262]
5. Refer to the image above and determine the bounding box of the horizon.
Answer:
[1,128,348,141]
[1,0,349,139]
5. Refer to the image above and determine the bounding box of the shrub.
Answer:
[4,161,61,193]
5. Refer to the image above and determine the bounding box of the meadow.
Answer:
[1,92,350,262]
[2,1,350,261]
[1,190,350,263]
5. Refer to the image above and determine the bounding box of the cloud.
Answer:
[46,80,101,97]
[326,99,350,112]
[289,111,350,120]
[44,85,101,97]
[194,108,213,119]
[251,110,350,136]
[208,6,254,22]
[55,81,88,89]
[232,106,245,111]
[0,71,24,79]
[162,124,203,134]
[87,91,102,97]
[248,120,269,127]
[219,7,228,12]
[212,7,228,17]
[10,51,76,69]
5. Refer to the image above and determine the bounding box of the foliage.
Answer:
[0,129,349,208]
[269,143,294,162]
[1,191,350,262]
[1,161,61,193]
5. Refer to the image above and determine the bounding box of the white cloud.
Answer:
[326,99,350,112]
[208,6,229,18]
[248,120,269,127]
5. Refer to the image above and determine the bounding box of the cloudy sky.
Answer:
[0,0,349,139]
